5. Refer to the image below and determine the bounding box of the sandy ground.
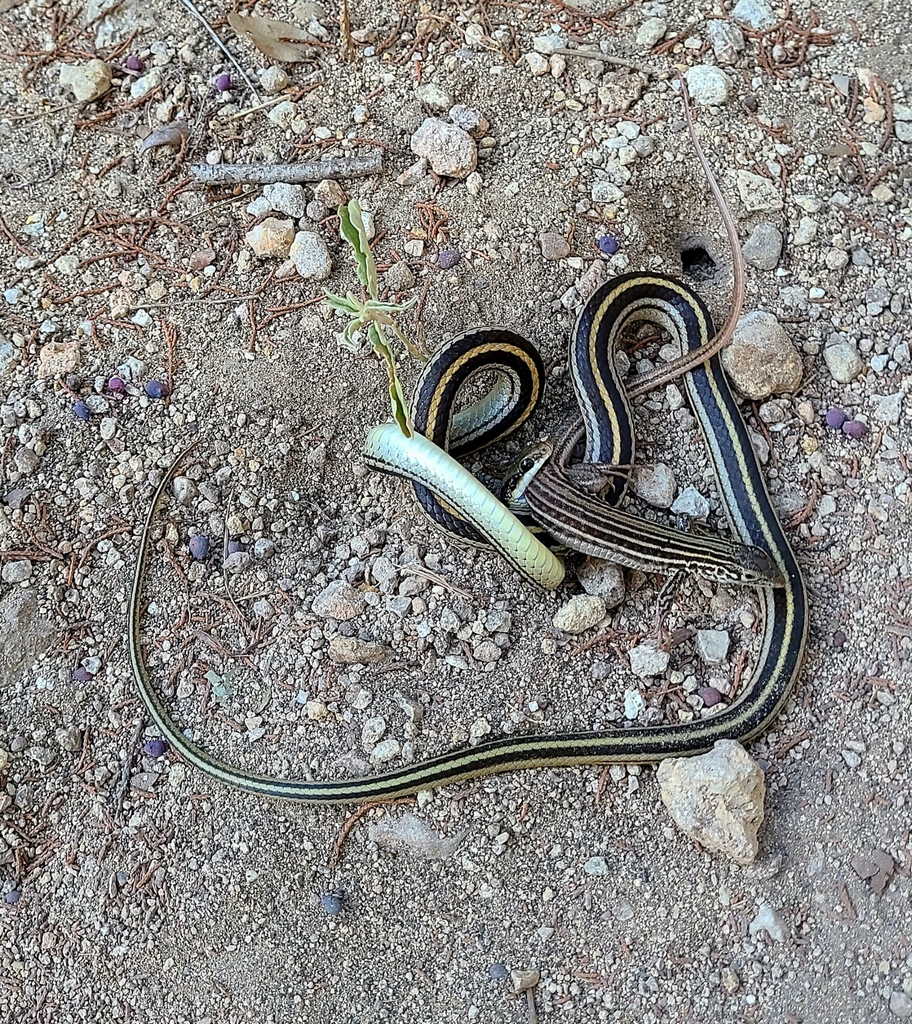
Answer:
[0,0,910,1021]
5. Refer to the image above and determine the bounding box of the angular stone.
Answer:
[684,65,732,106]
[628,640,669,678]
[289,230,332,279]
[575,560,625,609]
[59,59,112,102]
[631,463,676,508]
[329,636,390,664]
[721,311,803,400]
[312,580,365,620]
[552,594,606,634]
[735,170,783,212]
[245,217,294,257]
[742,222,783,270]
[695,629,730,665]
[657,739,766,865]
[410,118,477,179]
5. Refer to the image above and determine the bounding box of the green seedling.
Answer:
[324,200,421,436]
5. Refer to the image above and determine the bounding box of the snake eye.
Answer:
[520,457,535,472]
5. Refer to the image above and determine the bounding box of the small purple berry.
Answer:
[4,890,21,905]
[189,535,210,560]
[824,407,847,429]
[142,738,168,758]
[598,234,619,256]
[73,666,94,683]
[144,379,167,399]
[124,55,144,73]
[73,401,91,420]
[437,250,460,270]
[320,893,344,915]
[108,376,126,394]
[842,419,868,439]
[697,686,723,708]
[227,539,245,555]
[215,73,233,93]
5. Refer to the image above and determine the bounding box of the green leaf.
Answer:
[338,204,370,290]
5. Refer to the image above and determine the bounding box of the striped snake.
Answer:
[128,273,807,803]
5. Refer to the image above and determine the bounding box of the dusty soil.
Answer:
[0,0,910,1021]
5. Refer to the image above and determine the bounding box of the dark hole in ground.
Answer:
[680,245,718,282]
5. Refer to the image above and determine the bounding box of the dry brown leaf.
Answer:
[228,13,316,63]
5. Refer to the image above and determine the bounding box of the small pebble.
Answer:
[189,535,210,560]
[437,250,461,269]
[4,890,21,905]
[73,401,91,421]
[698,686,723,708]
[124,56,144,72]
[489,963,509,981]
[142,739,168,758]
[144,380,167,399]
[107,375,126,393]
[73,666,94,683]
[215,73,232,92]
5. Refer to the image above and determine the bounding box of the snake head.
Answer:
[731,544,785,587]
[500,442,553,515]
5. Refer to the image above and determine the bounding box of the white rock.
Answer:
[742,221,783,270]
[59,59,112,102]
[631,463,676,508]
[671,485,710,520]
[415,82,451,112]
[531,32,565,54]
[749,903,789,942]
[628,640,669,678]
[245,217,295,257]
[263,182,308,218]
[410,118,477,179]
[695,629,730,665]
[552,594,606,634]
[823,342,863,384]
[397,157,428,186]
[371,738,401,764]
[706,19,745,64]
[267,100,298,128]
[721,310,803,400]
[623,689,646,719]
[684,65,732,106]
[290,230,332,279]
[361,716,387,751]
[792,216,818,245]
[448,104,489,138]
[591,180,624,203]
[129,68,162,101]
[636,17,667,47]
[871,392,903,425]
[258,66,289,94]
[735,170,784,212]
[583,856,608,875]
[576,560,625,608]
[524,51,549,76]
[733,0,777,30]
[658,740,766,864]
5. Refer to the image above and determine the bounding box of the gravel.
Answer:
[0,5,908,1021]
